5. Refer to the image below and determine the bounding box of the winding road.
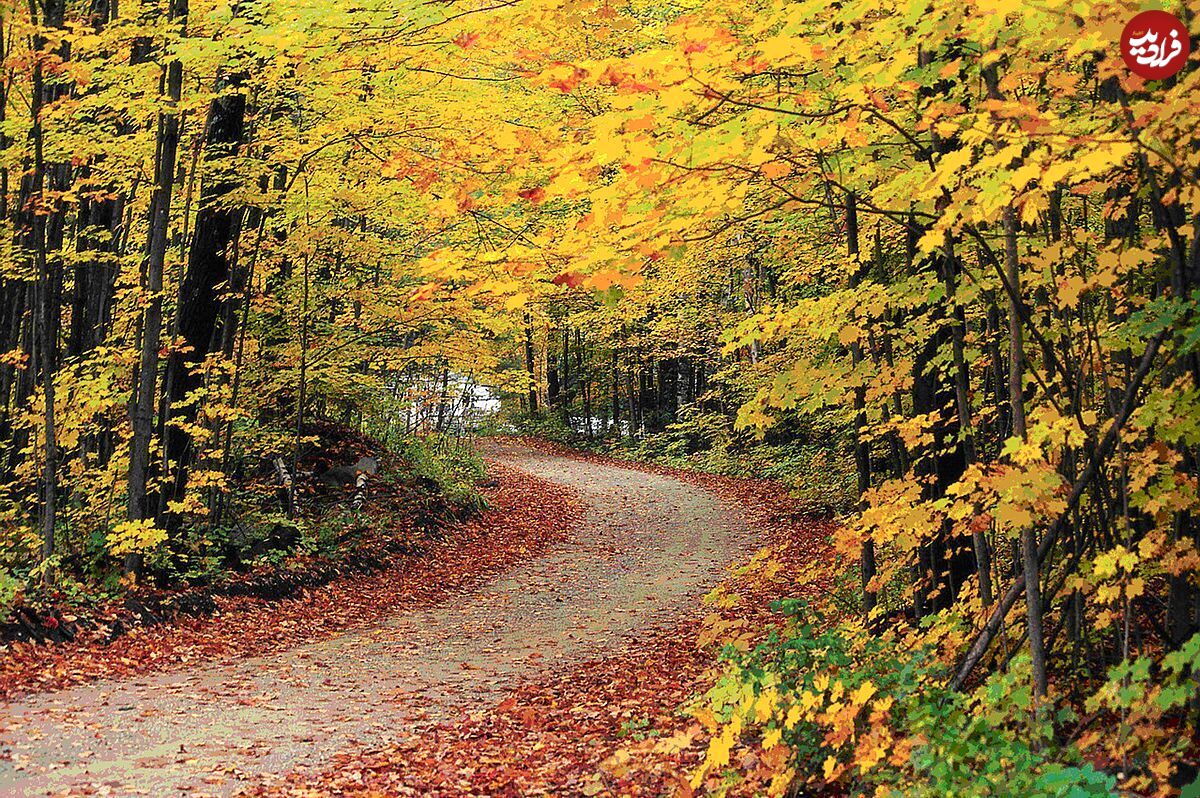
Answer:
[0,441,761,796]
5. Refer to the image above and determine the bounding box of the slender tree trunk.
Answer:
[610,348,620,432]
[624,360,637,437]
[561,327,571,427]
[523,313,537,411]
[941,234,993,605]
[577,330,591,437]
[22,0,69,580]
[127,0,187,575]
[1006,206,1048,697]
[292,249,310,474]
[845,193,876,612]
[435,364,450,432]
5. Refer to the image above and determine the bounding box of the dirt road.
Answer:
[0,441,760,796]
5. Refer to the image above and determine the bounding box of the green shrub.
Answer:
[590,406,857,514]
[396,435,488,513]
[696,602,1119,797]
[0,568,22,623]
[510,411,585,445]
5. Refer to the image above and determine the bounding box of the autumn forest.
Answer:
[0,0,1198,794]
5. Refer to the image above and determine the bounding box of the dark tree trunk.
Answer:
[547,337,560,408]
[1005,206,1048,697]
[610,349,620,431]
[845,193,877,613]
[658,357,679,428]
[560,327,571,426]
[68,194,121,358]
[162,86,247,510]
[435,365,450,432]
[577,330,591,437]
[911,285,974,614]
[127,0,188,575]
[524,313,537,412]
[940,236,992,605]
[19,0,70,577]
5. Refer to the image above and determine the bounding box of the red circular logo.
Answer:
[1121,10,1191,80]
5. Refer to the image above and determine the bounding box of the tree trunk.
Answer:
[941,234,993,605]
[560,327,571,427]
[547,334,560,408]
[128,0,187,575]
[21,0,70,580]
[845,192,877,612]
[162,84,247,510]
[610,348,620,432]
[523,313,538,411]
[1005,206,1048,697]
[435,364,450,432]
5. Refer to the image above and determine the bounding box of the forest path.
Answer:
[0,441,761,797]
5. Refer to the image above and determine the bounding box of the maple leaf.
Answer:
[517,186,546,204]
[761,162,791,179]
[546,65,587,93]
[452,31,479,49]
[599,65,626,86]
[552,271,585,289]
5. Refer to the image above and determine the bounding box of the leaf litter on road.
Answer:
[0,463,583,701]
[244,444,833,797]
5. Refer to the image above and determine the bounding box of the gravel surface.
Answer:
[0,441,761,796]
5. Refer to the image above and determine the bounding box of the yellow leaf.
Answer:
[838,325,862,345]
[850,681,876,707]
[761,161,791,179]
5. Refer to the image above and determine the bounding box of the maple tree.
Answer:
[0,0,1198,793]
[481,0,1200,791]
[0,0,536,586]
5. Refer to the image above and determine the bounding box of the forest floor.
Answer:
[0,439,830,797]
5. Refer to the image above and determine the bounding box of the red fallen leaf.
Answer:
[517,186,545,204]
[452,31,479,49]
[683,41,707,53]
[0,463,585,701]
[240,439,832,798]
